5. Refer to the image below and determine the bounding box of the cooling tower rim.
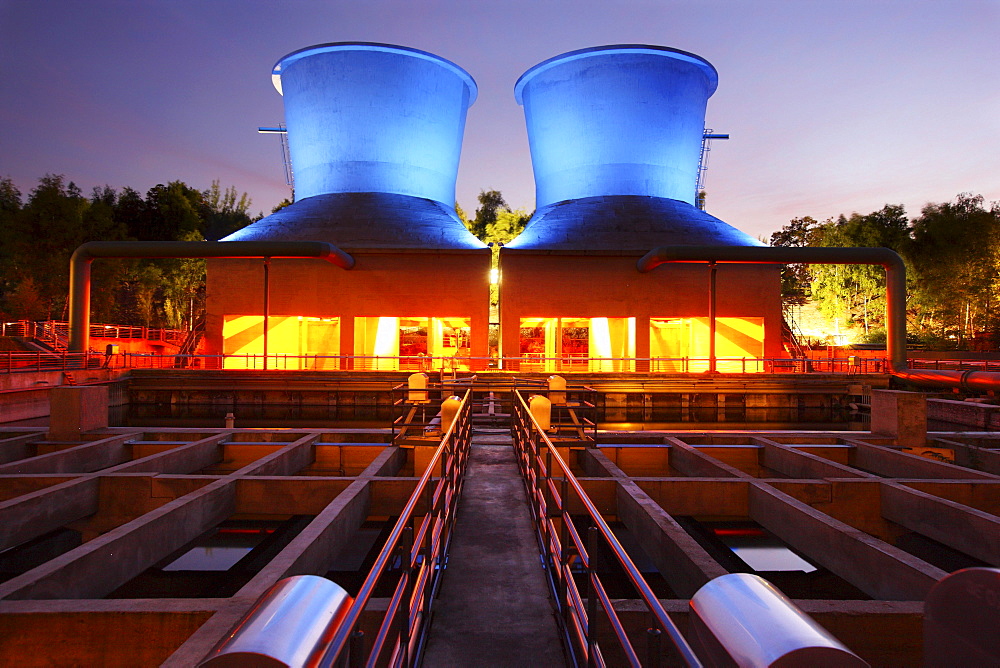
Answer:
[515,44,718,104]
[272,41,478,105]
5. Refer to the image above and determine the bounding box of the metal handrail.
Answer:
[511,389,702,667]
[0,349,897,375]
[319,389,473,667]
[0,319,188,346]
[108,352,894,375]
[909,358,1000,372]
[0,351,101,374]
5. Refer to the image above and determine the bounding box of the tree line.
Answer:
[0,174,259,328]
[771,193,1000,349]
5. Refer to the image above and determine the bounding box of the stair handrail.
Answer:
[512,389,702,667]
[318,388,473,667]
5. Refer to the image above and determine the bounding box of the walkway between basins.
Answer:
[420,425,566,666]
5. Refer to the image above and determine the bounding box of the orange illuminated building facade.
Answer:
[203,43,784,372]
[499,197,782,374]
[501,255,779,373]
[203,196,490,371]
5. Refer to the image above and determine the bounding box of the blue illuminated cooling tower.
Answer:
[225,43,484,249]
[507,45,760,250]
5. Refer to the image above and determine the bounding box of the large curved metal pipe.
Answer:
[891,368,1000,392]
[638,245,1000,391]
[637,245,907,372]
[68,241,354,352]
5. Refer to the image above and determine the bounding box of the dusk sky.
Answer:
[2,0,998,240]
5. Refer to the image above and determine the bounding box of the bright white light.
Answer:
[489,267,500,284]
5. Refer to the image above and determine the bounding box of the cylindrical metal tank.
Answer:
[273,42,477,204]
[201,575,352,667]
[515,45,717,209]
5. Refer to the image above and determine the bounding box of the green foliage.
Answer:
[203,180,257,240]
[4,277,48,321]
[0,174,253,329]
[0,177,24,314]
[808,204,909,335]
[769,216,820,305]
[906,193,1000,346]
[774,195,1000,350]
[470,189,507,239]
[461,190,530,244]
[485,209,531,245]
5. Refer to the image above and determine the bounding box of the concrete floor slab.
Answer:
[421,441,566,666]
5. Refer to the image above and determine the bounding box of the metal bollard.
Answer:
[547,374,567,405]
[529,394,552,431]
[440,395,462,434]
[408,372,430,403]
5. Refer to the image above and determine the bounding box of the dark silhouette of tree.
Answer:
[770,216,820,306]
[907,194,1000,347]
[0,174,255,329]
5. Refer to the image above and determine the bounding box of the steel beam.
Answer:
[68,241,354,352]
[638,245,1000,391]
[637,245,907,371]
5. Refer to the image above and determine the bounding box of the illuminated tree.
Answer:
[462,189,529,244]
[809,205,909,338]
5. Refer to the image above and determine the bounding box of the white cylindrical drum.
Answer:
[689,573,868,667]
[201,575,352,667]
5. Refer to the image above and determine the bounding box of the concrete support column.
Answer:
[870,390,927,448]
[162,480,372,668]
[48,385,108,441]
[748,483,946,601]
[580,449,727,596]
[340,313,355,371]
[635,314,650,372]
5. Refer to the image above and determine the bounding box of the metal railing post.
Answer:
[587,525,599,666]
[399,523,414,665]
[647,626,662,668]
[349,630,365,668]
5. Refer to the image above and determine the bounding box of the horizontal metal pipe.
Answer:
[892,368,1000,392]
[637,245,907,372]
[68,241,354,352]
